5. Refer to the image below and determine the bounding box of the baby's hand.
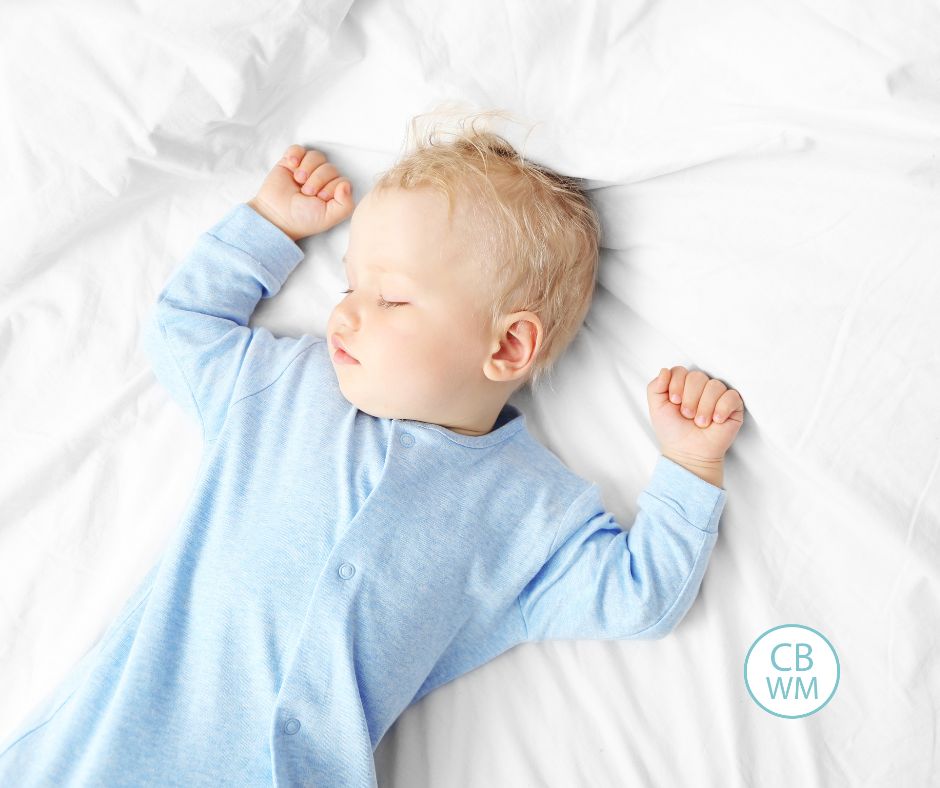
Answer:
[646,366,745,464]
[247,145,355,242]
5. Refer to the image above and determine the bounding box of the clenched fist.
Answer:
[647,366,745,467]
[247,145,355,242]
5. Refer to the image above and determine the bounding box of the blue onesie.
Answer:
[0,203,727,786]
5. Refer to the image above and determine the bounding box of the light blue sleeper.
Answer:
[0,203,727,786]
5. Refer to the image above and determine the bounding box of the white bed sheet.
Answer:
[1,0,938,785]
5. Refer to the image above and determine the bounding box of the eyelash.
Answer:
[340,289,406,309]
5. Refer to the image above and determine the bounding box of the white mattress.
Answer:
[1,0,938,785]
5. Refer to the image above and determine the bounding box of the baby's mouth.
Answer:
[331,333,360,364]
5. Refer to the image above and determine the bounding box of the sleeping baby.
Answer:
[0,117,744,786]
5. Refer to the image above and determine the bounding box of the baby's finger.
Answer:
[309,175,346,200]
[646,367,672,408]
[301,163,340,195]
[680,371,709,419]
[281,145,307,168]
[331,180,354,208]
[294,150,328,186]
[695,379,727,427]
[713,390,744,423]
[668,366,687,406]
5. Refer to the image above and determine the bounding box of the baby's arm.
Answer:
[518,456,726,642]
[515,366,743,640]
[141,148,354,442]
[141,204,307,442]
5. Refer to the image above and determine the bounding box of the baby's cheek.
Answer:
[446,328,486,373]
[395,325,438,366]
[381,324,426,369]
[387,320,420,347]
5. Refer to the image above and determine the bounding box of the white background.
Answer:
[1,0,938,785]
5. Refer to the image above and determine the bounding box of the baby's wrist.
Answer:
[247,198,302,242]
[661,450,724,489]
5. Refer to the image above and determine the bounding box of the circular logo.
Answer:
[744,625,839,718]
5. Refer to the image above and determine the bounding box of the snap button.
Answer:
[338,562,356,579]
[283,718,301,735]
[399,432,415,447]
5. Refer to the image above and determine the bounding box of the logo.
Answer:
[744,624,839,718]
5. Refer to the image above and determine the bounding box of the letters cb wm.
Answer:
[744,624,840,718]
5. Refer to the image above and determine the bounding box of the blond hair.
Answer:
[371,108,601,392]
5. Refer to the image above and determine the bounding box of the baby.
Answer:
[0,120,744,786]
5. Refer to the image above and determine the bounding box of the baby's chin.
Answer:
[334,375,405,421]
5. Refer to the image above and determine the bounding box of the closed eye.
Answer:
[340,289,407,309]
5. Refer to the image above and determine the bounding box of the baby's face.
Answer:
[326,186,497,427]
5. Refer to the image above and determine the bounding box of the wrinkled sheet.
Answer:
[1,0,938,785]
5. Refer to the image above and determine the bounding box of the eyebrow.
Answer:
[343,255,415,279]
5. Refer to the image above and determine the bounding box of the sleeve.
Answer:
[518,455,727,642]
[140,203,309,443]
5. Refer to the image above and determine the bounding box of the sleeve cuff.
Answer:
[206,203,305,282]
[641,455,727,534]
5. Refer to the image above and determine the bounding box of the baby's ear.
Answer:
[483,312,542,384]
